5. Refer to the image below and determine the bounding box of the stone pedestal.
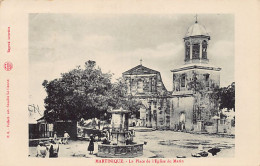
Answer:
[97,107,144,158]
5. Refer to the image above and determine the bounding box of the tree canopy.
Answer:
[218,82,235,111]
[42,60,142,122]
[210,82,235,112]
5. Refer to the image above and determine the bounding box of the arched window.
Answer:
[173,74,176,82]
[202,40,208,59]
[192,43,200,59]
[204,74,210,87]
[181,74,186,87]
[126,79,131,94]
[185,42,190,61]
[137,79,143,93]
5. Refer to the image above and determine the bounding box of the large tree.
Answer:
[210,82,235,112]
[218,82,235,111]
[42,60,142,122]
[106,78,143,117]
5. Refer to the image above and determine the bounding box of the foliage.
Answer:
[188,72,235,117]
[42,60,142,122]
[219,82,235,111]
[106,78,143,118]
[211,82,235,112]
[187,71,204,92]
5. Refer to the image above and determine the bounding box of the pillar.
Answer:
[130,77,132,95]
[156,101,161,129]
[122,114,125,130]
[190,41,193,60]
[151,101,154,128]
[147,102,152,128]
[170,100,174,130]
[199,41,202,61]
[120,113,123,131]
[151,101,157,129]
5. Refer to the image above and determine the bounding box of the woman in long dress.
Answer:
[49,140,59,158]
[88,134,94,154]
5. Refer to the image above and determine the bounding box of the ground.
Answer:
[29,129,235,158]
[135,130,234,158]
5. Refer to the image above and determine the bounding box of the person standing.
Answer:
[49,140,59,158]
[109,128,112,140]
[53,131,58,141]
[105,129,109,140]
[88,134,95,154]
[63,131,70,144]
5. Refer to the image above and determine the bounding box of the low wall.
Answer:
[205,125,235,135]
[97,144,143,158]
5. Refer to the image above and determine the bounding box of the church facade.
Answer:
[123,19,221,132]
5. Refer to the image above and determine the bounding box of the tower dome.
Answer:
[184,22,210,39]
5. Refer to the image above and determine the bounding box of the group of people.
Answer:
[36,131,70,158]
[53,131,70,144]
[87,129,111,155]
[86,128,135,156]
[36,140,59,158]
[36,129,135,157]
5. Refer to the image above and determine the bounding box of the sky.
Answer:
[29,14,234,112]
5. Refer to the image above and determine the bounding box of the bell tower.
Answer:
[171,16,221,95]
[184,16,210,64]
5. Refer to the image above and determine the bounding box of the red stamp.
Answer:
[4,61,13,71]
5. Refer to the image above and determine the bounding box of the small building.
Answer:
[36,117,78,139]
[36,117,54,138]
[28,109,42,139]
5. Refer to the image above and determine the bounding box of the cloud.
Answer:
[88,42,184,90]
[81,35,115,46]
[29,14,234,110]
[208,40,234,87]
[209,40,234,59]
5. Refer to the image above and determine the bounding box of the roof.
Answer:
[37,116,45,121]
[29,113,43,124]
[123,65,159,75]
[36,116,47,123]
[171,64,221,72]
[185,22,210,38]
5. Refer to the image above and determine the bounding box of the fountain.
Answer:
[97,107,143,158]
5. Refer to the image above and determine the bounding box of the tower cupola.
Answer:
[184,17,210,64]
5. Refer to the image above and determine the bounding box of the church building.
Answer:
[123,18,221,132]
